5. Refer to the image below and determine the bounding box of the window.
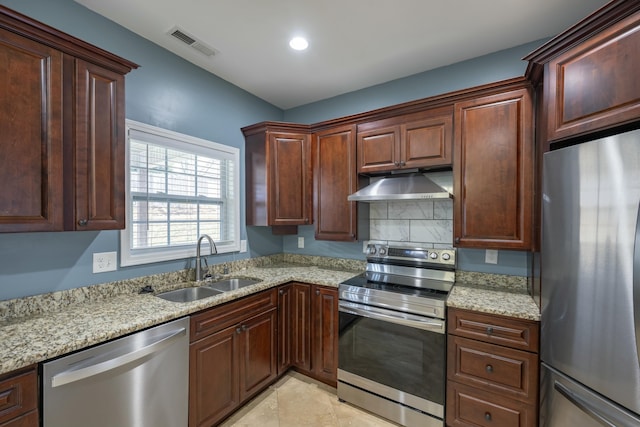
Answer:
[121,120,240,266]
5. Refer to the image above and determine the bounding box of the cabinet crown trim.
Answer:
[0,5,139,73]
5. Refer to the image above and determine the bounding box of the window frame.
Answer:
[120,119,240,267]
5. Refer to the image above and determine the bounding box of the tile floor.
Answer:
[219,372,400,427]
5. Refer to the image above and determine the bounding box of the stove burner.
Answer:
[339,245,456,319]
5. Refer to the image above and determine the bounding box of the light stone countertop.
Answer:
[0,258,540,376]
[448,271,540,321]
[0,265,361,375]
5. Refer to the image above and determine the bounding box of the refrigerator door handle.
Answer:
[635,202,640,369]
[554,380,617,427]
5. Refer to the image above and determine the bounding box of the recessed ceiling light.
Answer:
[289,37,308,51]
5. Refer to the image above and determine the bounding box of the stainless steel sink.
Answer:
[204,278,262,292]
[156,286,222,303]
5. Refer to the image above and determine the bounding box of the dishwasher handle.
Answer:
[51,326,187,388]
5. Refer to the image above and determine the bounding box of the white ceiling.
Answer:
[75,0,610,110]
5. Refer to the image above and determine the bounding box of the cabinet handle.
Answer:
[485,364,493,373]
[485,412,492,421]
[454,237,460,244]
[78,219,88,226]
[486,326,494,335]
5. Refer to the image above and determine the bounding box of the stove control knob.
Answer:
[367,245,377,255]
[378,247,387,255]
[429,252,438,259]
[442,253,451,261]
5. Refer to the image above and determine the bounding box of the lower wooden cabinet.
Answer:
[311,285,339,386]
[190,284,338,426]
[446,308,539,427]
[447,381,537,427]
[189,290,278,427]
[0,366,38,427]
[279,283,338,386]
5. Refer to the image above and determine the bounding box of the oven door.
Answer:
[338,300,446,419]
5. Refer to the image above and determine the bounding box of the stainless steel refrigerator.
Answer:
[541,128,640,426]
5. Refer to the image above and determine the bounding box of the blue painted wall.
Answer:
[0,0,539,300]
[283,40,547,124]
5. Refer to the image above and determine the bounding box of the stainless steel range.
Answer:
[338,243,455,427]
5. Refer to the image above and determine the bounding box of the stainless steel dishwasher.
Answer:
[42,317,189,427]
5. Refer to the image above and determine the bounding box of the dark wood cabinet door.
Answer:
[0,28,63,232]
[238,308,278,402]
[268,132,312,226]
[189,326,240,427]
[0,366,38,427]
[312,286,338,386]
[292,283,312,372]
[447,381,536,427]
[277,285,292,374]
[401,114,452,169]
[71,59,125,230]
[544,12,640,142]
[356,124,399,173]
[313,125,358,241]
[453,86,534,250]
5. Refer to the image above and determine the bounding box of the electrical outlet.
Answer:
[93,251,117,273]
[297,236,304,249]
[485,249,499,264]
[240,240,247,253]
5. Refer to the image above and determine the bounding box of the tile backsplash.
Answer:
[369,200,453,247]
[367,171,454,248]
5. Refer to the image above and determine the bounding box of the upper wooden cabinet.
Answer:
[525,2,640,143]
[356,107,453,174]
[0,6,137,233]
[0,26,64,232]
[313,124,366,241]
[68,59,127,230]
[243,123,312,229]
[453,83,535,250]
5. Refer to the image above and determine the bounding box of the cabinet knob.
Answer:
[454,237,460,244]
[78,219,88,226]
[485,412,492,421]
[486,326,494,335]
[242,324,248,331]
[236,327,243,334]
[399,161,406,166]
[485,364,493,373]
[316,289,320,295]
[394,161,400,167]
[279,289,284,295]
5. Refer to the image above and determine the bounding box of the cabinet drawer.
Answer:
[448,308,539,352]
[191,289,277,341]
[447,381,536,427]
[448,336,538,403]
[0,367,37,425]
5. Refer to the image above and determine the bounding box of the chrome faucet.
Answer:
[196,234,217,282]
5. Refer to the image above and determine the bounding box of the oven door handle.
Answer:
[339,301,445,334]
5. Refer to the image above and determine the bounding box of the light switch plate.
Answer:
[240,240,247,253]
[93,251,117,273]
[485,249,499,264]
[298,236,304,249]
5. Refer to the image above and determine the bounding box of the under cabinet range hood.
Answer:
[347,173,452,202]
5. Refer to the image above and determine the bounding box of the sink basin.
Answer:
[205,278,262,292]
[156,286,222,303]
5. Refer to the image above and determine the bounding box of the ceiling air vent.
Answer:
[168,26,218,57]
